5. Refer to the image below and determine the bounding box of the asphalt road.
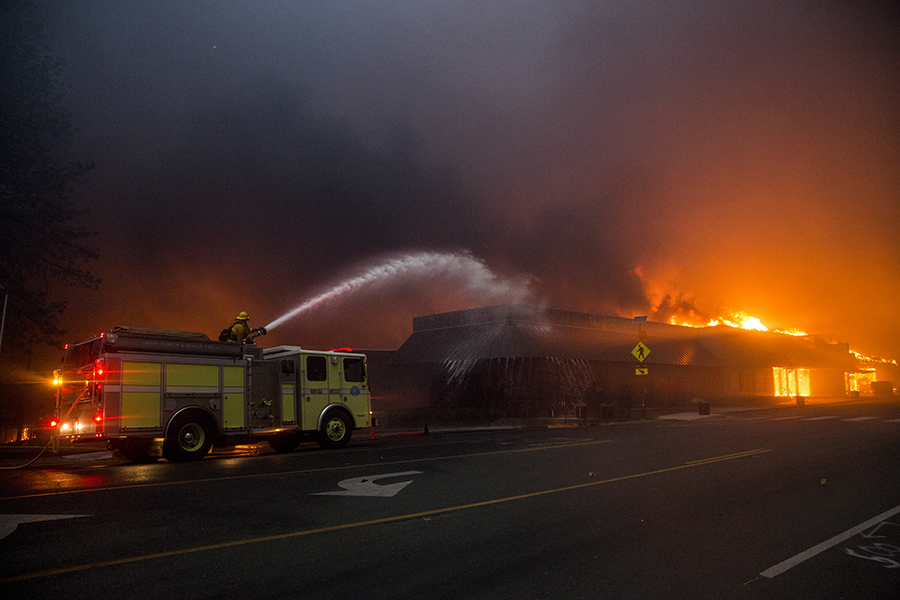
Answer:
[1,398,898,599]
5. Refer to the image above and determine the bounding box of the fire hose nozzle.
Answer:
[243,326,267,344]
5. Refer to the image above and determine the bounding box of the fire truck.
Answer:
[53,326,374,462]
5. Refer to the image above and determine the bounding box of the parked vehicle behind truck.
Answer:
[53,326,374,462]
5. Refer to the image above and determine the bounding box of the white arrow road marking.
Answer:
[313,471,423,497]
[0,514,90,540]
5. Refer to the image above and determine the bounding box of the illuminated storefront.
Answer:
[772,367,810,397]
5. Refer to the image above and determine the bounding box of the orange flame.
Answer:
[669,310,807,336]
[636,265,807,337]
[853,352,898,366]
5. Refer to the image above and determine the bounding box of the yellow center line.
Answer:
[684,448,769,465]
[0,439,610,500]
[0,447,772,584]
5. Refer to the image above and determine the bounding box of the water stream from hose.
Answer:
[263,251,531,332]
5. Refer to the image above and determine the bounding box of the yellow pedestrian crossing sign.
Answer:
[632,342,650,362]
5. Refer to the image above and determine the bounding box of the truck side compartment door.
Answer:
[279,358,298,426]
[302,354,329,431]
[249,360,280,431]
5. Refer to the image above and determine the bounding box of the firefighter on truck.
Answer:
[53,326,375,462]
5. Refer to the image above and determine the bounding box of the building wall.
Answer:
[373,356,762,426]
[810,368,848,397]
[369,306,860,426]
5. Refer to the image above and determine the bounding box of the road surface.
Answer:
[1,398,898,599]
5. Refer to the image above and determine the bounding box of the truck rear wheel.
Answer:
[316,412,352,449]
[164,412,214,461]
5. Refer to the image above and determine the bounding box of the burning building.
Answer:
[371,305,877,427]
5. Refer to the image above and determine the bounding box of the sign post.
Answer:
[631,340,650,419]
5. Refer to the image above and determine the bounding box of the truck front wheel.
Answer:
[317,412,352,449]
[164,412,214,461]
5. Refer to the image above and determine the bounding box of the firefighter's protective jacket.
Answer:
[231,320,253,343]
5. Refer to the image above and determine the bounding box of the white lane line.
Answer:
[886,419,900,423]
[804,416,838,421]
[842,417,878,422]
[760,504,900,578]
[770,416,802,421]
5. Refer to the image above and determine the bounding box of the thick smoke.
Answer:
[44,1,900,356]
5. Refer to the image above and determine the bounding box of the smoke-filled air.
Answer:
[24,0,900,358]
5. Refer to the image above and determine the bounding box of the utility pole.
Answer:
[0,285,7,358]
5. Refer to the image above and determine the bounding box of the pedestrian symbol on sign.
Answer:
[631,342,650,362]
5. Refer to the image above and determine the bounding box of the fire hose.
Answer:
[0,388,86,470]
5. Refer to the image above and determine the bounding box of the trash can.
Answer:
[698,402,710,415]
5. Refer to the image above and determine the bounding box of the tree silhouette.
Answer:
[0,1,98,440]
[1,0,99,346]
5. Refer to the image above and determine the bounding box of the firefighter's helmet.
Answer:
[236,311,250,321]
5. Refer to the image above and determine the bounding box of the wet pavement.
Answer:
[0,395,879,470]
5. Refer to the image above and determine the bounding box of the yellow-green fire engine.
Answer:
[53,326,374,462]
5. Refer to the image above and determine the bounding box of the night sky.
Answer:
[42,1,900,359]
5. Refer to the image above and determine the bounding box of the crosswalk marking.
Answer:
[739,414,900,424]
[670,411,900,425]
